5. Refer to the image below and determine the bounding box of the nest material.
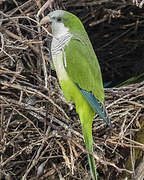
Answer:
[0,0,144,179]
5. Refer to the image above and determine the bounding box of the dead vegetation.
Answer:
[0,0,144,179]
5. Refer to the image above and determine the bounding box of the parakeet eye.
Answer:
[57,17,62,22]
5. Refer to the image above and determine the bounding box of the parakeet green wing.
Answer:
[64,36,110,125]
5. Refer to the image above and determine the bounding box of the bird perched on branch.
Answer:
[40,10,111,180]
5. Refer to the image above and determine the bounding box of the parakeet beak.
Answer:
[39,16,52,33]
[40,16,51,26]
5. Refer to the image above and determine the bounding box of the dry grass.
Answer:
[0,0,144,179]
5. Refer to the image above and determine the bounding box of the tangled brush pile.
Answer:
[0,0,144,179]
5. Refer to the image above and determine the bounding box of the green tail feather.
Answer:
[78,99,98,179]
[81,120,98,180]
[88,154,98,180]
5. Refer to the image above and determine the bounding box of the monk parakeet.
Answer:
[40,10,111,180]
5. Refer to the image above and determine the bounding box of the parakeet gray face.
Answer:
[40,10,70,38]
[40,10,87,39]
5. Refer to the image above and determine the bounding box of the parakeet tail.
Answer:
[88,154,98,180]
[81,120,98,180]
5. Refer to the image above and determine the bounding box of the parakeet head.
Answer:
[40,10,86,38]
